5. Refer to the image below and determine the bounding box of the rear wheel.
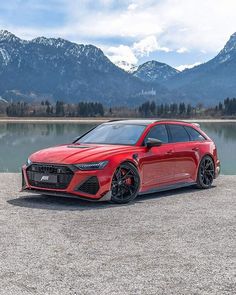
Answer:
[111,162,140,204]
[196,155,215,189]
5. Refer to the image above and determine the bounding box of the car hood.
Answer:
[30,143,137,164]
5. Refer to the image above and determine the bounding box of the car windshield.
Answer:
[77,124,146,145]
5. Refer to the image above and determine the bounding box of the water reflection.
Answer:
[0,123,95,172]
[199,122,236,175]
[200,123,236,141]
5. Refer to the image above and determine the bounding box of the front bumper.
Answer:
[22,188,112,202]
[22,163,112,201]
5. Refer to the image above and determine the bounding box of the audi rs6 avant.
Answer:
[22,120,220,204]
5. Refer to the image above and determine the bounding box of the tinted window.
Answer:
[185,126,205,141]
[78,124,146,145]
[168,124,190,143]
[144,124,168,144]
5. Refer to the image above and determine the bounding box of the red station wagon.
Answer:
[22,120,220,204]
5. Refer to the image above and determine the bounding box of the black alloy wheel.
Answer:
[197,155,215,189]
[111,162,140,204]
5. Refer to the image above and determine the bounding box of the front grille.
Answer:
[77,176,99,195]
[27,164,74,189]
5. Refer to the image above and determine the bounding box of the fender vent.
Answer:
[77,176,99,195]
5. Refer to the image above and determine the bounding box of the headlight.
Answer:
[26,158,32,167]
[75,161,109,170]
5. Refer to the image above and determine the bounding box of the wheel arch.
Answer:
[120,159,139,170]
[200,153,215,166]
[111,159,140,181]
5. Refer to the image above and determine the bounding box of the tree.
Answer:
[179,102,186,115]
[164,103,169,115]
[150,101,156,116]
[187,104,192,116]
[55,101,65,116]
[218,102,223,112]
[77,102,104,117]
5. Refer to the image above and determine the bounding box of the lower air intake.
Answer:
[77,176,100,195]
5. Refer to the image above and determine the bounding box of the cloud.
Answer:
[62,0,163,39]
[1,0,236,53]
[176,62,201,71]
[107,45,138,68]
[133,35,171,56]
[63,0,236,52]
[128,3,138,10]
[106,35,171,69]
[1,0,236,68]
[177,47,189,53]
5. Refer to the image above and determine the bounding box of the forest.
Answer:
[1,98,236,118]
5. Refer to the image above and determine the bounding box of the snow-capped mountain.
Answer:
[212,32,236,64]
[113,60,138,72]
[0,30,169,105]
[1,29,236,106]
[133,60,179,83]
[163,32,236,104]
[0,30,20,42]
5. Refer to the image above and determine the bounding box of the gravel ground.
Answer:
[0,174,235,295]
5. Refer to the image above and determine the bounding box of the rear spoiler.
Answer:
[192,123,200,128]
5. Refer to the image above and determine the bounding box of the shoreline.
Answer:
[0,117,236,123]
[0,117,108,123]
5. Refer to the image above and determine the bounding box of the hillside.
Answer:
[133,60,179,83]
[0,30,169,106]
[163,33,236,104]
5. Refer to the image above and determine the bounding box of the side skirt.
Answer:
[139,181,197,196]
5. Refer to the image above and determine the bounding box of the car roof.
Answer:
[104,119,157,125]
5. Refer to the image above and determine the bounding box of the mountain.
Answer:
[1,29,236,107]
[133,60,179,83]
[0,30,170,106]
[113,60,138,72]
[164,33,236,104]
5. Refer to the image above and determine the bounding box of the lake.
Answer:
[0,121,235,174]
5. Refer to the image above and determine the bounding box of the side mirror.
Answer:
[146,138,162,148]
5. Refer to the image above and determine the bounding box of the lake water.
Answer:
[0,122,235,174]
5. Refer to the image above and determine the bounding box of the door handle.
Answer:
[166,149,173,154]
[192,147,199,151]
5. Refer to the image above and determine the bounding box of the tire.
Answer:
[110,162,140,204]
[196,155,215,189]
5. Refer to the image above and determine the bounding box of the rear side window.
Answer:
[168,124,190,143]
[184,126,205,141]
[144,124,169,144]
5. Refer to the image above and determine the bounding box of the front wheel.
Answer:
[196,155,215,189]
[111,162,140,204]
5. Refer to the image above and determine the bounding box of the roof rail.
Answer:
[106,119,126,123]
[156,119,191,124]
[156,119,201,128]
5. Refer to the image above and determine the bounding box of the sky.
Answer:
[1,0,236,71]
